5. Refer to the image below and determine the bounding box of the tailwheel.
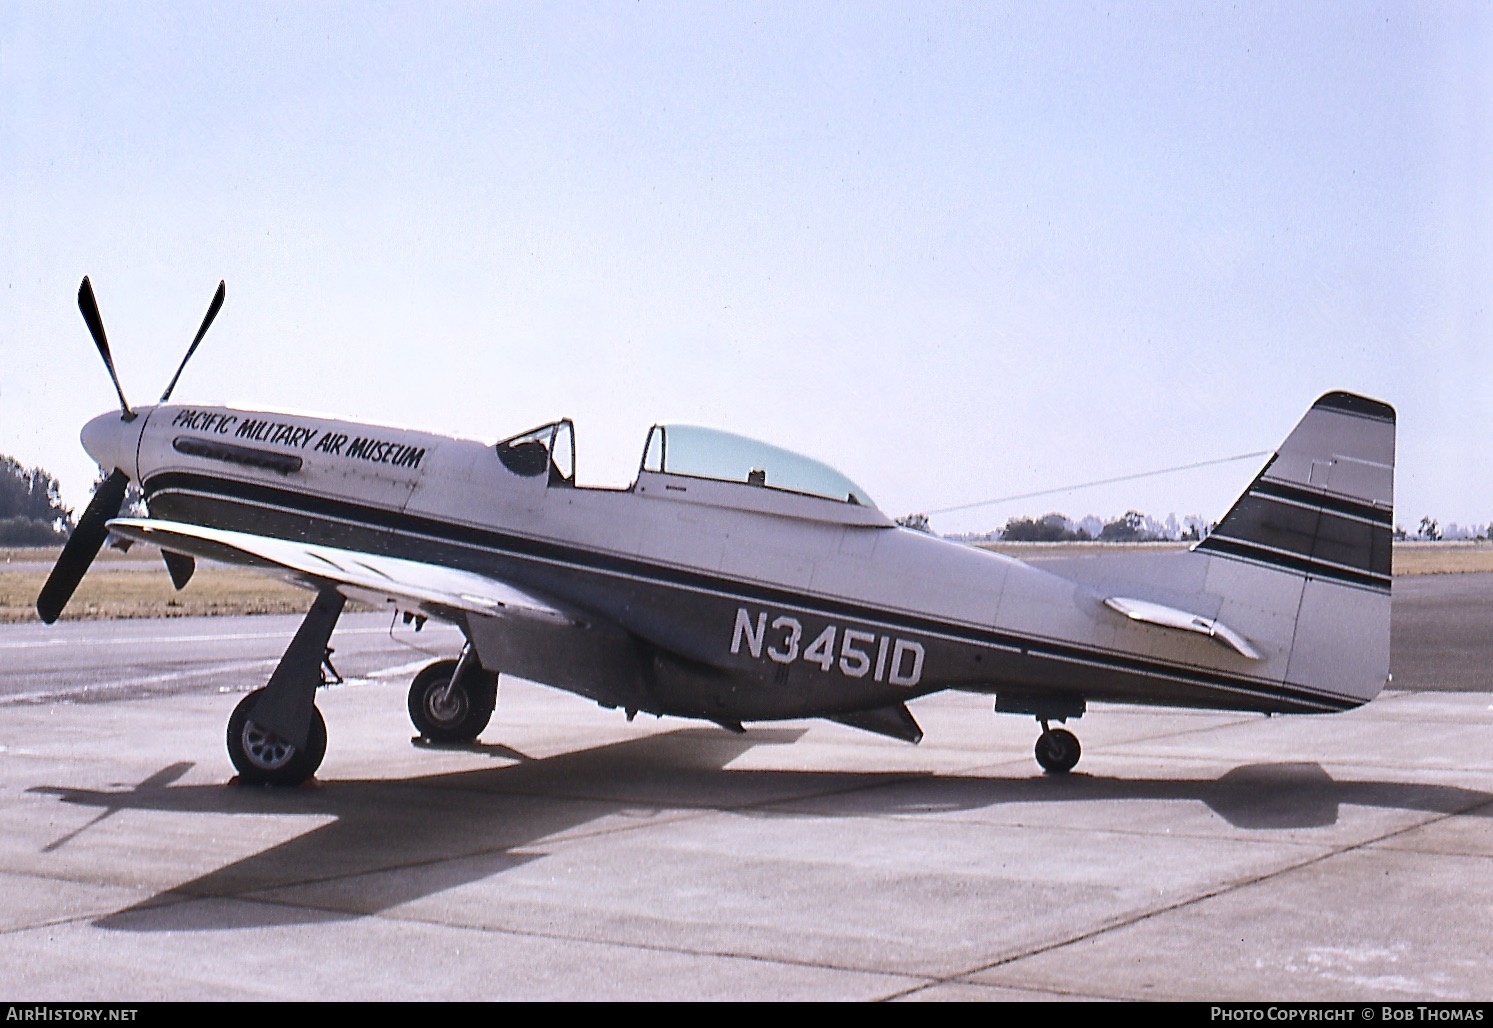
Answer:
[227,687,327,786]
[1034,725,1081,775]
[408,657,497,743]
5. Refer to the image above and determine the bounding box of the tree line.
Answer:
[1398,517,1493,542]
[0,453,148,546]
[955,511,1205,543]
[0,454,73,545]
[993,510,1208,543]
[968,512,1491,544]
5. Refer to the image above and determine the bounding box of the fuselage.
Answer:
[80,403,1377,725]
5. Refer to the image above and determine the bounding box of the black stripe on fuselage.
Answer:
[142,471,1364,713]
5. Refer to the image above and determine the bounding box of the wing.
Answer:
[104,517,573,626]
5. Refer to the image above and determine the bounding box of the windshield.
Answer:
[494,420,574,486]
[640,425,875,507]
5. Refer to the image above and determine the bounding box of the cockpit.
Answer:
[494,420,575,486]
[638,424,877,508]
[493,420,885,523]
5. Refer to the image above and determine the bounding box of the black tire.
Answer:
[1035,728,1081,775]
[227,687,327,786]
[408,659,497,743]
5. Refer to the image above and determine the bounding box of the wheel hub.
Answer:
[425,683,467,726]
[241,720,295,770]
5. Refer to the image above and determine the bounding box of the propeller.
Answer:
[36,468,129,623]
[161,279,225,403]
[36,277,226,622]
[78,276,134,420]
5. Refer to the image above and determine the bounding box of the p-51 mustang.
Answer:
[40,278,1395,785]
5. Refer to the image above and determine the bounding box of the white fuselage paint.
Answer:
[78,401,1388,721]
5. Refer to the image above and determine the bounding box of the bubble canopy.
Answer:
[640,425,877,509]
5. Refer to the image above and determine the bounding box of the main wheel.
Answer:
[408,659,497,743]
[227,687,327,786]
[1035,728,1081,775]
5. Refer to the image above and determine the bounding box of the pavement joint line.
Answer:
[0,652,444,707]
[920,780,1493,996]
[1106,711,1295,750]
[0,659,283,706]
[880,975,1118,1002]
[269,891,944,989]
[0,878,181,939]
[95,879,944,991]
[60,770,987,943]
[0,626,396,649]
[21,805,712,912]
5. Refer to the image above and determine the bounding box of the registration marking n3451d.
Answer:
[730,607,925,687]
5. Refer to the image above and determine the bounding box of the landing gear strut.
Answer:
[994,693,1086,776]
[227,588,343,786]
[1034,721,1081,775]
[408,643,497,743]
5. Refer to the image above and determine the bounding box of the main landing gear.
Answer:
[225,592,499,783]
[227,688,327,786]
[1034,721,1081,775]
[407,644,498,744]
[227,588,343,786]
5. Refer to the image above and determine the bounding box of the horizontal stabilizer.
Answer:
[1104,596,1261,660]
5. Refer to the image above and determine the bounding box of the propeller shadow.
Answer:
[28,730,1493,933]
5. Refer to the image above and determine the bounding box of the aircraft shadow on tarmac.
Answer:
[27,728,1493,933]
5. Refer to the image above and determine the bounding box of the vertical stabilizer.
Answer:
[1196,391,1395,704]
[1197,392,1394,590]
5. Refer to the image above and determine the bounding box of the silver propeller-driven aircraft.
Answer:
[40,278,1396,785]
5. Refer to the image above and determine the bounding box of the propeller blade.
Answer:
[161,549,195,590]
[160,280,226,403]
[36,469,130,624]
[77,277,134,420]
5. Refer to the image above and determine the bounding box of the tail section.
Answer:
[1197,391,1395,706]
[1197,391,1394,592]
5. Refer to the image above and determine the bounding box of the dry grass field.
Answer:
[1,545,326,622]
[1388,541,1493,575]
[2,540,1488,623]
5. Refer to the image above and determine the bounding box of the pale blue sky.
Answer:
[2,2,1488,535]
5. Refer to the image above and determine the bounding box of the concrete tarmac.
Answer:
[0,584,1490,1001]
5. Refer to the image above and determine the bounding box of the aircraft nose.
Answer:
[80,410,142,478]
